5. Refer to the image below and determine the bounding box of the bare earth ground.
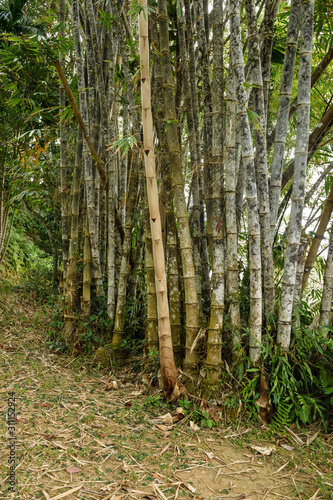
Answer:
[1,288,333,500]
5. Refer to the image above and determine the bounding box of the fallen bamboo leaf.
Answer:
[250,445,275,456]
[121,460,129,473]
[284,425,304,446]
[52,442,68,450]
[309,489,320,500]
[156,443,171,458]
[42,491,51,500]
[155,424,171,432]
[65,466,81,474]
[153,483,168,500]
[105,381,117,391]
[130,390,143,396]
[172,408,185,423]
[151,413,173,425]
[208,406,219,424]
[48,485,83,500]
[189,328,206,354]
[271,460,290,475]
[307,431,319,446]
[190,421,200,432]
[280,444,295,451]
[125,400,133,407]
[122,483,131,493]
[183,482,196,493]
[43,434,57,440]
[101,494,121,500]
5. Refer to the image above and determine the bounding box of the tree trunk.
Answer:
[281,101,333,190]
[182,0,210,313]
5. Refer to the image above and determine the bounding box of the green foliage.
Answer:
[123,259,147,344]
[3,217,53,280]
[143,394,162,407]
[178,400,218,429]
[46,301,67,352]
[79,304,114,354]
[270,397,293,432]
[246,107,264,133]
[128,0,155,20]
[106,134,138,158]
[240,321,333,430]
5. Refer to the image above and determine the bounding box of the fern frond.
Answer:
[270,398,292,433]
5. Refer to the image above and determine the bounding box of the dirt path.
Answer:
[0,289,332,500]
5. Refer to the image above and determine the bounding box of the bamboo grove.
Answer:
[1,0,333,401]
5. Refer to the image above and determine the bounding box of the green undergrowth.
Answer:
[1,218,55,304]
[239,327,333,432]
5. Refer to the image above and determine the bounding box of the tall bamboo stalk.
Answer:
[151,11,183,366]
[260,0,281,128]
[319,222,333,336]
[65,130,83,342]
[225,65,241,344]
[245,0,275,318]
[229,0,262,363]
[139,0,185,399]
[158,0,199,379]
[270,0,300,236]
[277,0,315,351]
[301,181,333,293]
[205,0,225,382]
[177,6,202,308]
[193,0,213,265]
[183,0,210,310]
[82,214,92,320]
[111,160,141,349]
[59,0,69,289]
[145,190,159,356]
